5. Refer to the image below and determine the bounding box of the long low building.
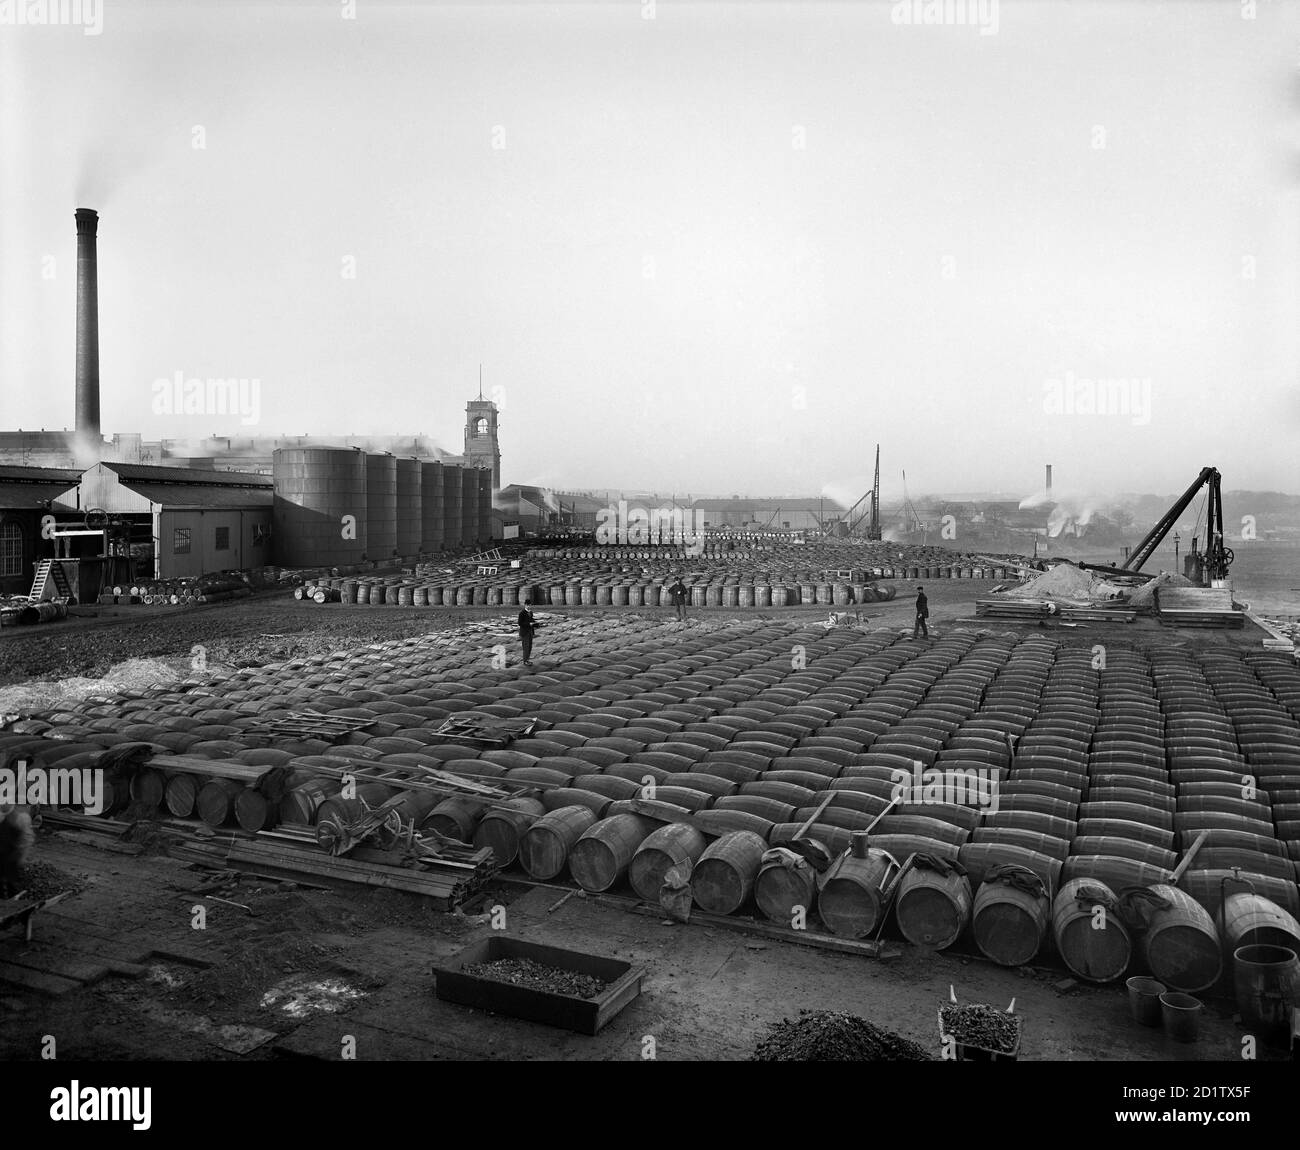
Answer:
[0,457,495,602]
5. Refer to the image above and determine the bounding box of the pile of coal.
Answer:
[463,956,607,999]
[939,1003,1020,1054]
[751,1009,934,1061]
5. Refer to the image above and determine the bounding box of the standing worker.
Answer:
[669,576,689,622]
[913,585,929,640]
[518,596,539,666]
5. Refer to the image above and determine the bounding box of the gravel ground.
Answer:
[939,1003,1022,1055]
[6,858,87,902]
[750,1009,935,1061]
[461,956,608,999]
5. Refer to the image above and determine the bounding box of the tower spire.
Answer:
[478,363,483,400]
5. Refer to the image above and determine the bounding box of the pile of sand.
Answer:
[1125,571,1195,611]
[0,657,186,718]
[1002,563,1123,603]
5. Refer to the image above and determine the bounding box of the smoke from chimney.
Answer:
[75,208,101,457]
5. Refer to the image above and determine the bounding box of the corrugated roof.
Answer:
[102,462,272,487]
[126,483,274,508]
[0,465,81,483]
[0,482,78,510]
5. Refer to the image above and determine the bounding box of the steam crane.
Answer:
[843,444,885,539]
[868,444,882,541]
[1078,467,1233,586]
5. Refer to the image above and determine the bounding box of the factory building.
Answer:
[0,465,80,596]
[0,210,505,581]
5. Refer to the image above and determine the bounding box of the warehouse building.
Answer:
[0,465,80,596]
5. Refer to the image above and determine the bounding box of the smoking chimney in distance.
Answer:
[74,208,101,448]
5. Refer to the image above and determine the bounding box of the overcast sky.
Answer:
[2,0,1297,504]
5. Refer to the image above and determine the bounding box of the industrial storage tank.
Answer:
[365,453,398,562]
[461,467,480,547]
[476,468,492,544]
[395,457,422,558]
[272,447,367,568]
[420,460,444,553]
[443,464,463,551]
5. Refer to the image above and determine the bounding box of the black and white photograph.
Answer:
[1,0,1298,1123]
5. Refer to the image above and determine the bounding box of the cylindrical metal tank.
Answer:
[365,453,397,562]
[272,447,368,568]
[443,464,463,550]
[420,460,444,553]
[395,457,422,557]
[461,466,480,547]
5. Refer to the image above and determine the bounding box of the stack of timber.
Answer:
[1156,586,1244,628]
[975,598,1136,624]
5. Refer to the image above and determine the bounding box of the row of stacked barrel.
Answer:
[271,448,493,569]
[6,618,1297,1024]
[101,575,254,607]
[294,572,911,608]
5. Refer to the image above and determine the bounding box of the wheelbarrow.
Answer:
[938,985,1022,1062]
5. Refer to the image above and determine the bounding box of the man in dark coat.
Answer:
[669,577,688,622]
[518,597,538,665]
[913,586,929,639]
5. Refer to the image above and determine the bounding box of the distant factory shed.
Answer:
[63,462,274,581]
[690,497,842,534]
[0,465,81,596]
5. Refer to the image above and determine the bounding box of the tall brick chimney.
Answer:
[75,208,101,448]
[1045,463,1053,500]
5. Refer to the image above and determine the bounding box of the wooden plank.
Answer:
[0,959,83,997]
[0,948,111,985]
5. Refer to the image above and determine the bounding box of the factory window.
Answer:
[214,526,230,551]
[0,520,23,577]
[173,528,191,555]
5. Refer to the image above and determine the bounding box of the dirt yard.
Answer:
[0,585,1287,1063]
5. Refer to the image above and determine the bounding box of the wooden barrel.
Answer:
[541,787,612,819]
[164,773,199,817]
[129,768,166,811]
[629,822,708,901]
[569,814,656,892]
[692,830,768,914]
[1219,891,1300,954]
[958,841,1061,897]
[1232,943,1300,1041]
[424,796,486,841]
[754,852,820,926]
[1140,883,1223,993]
[972,866,1051,966]
[816,848,899,938]
[196,778,244,827]
[518,805,598,880]
[1052,877,1131,984]
[234,787,278,833]
[894,859,972,949]
[692,808,775,839]
[279,778,337,825]
[473,797,547,867]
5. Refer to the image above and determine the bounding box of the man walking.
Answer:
[913,585,929,640]
[518,597,538,665]
[669,576,689,622]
